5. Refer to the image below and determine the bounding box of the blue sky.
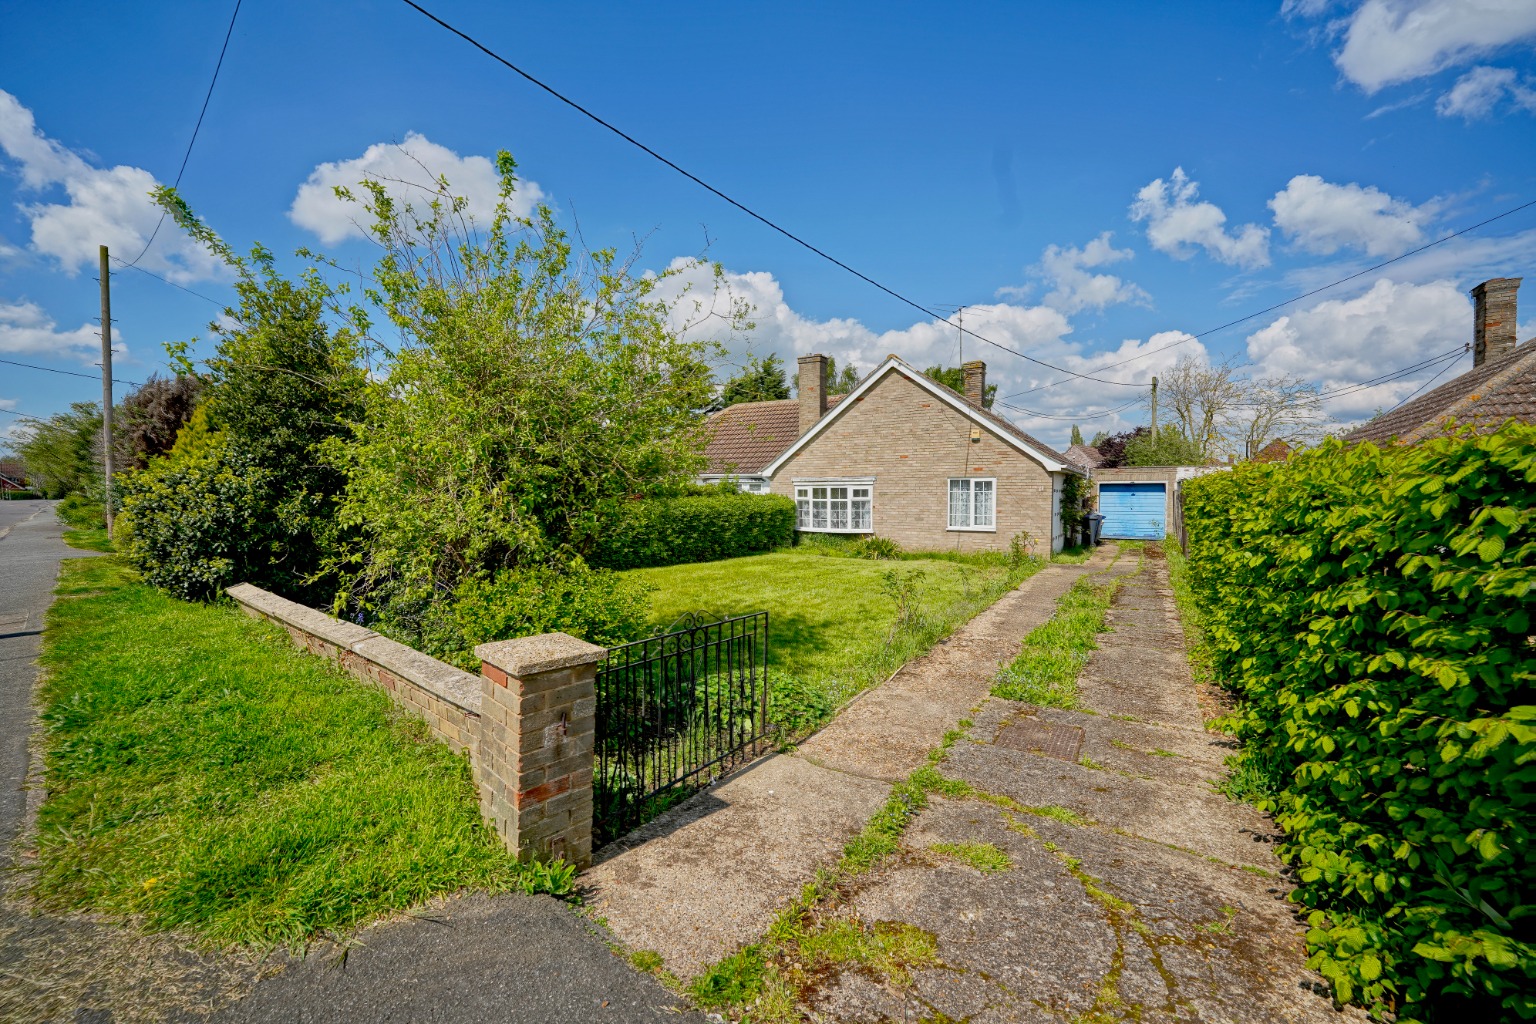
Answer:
[3,0,1536,450]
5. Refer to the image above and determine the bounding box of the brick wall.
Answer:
[227,584,602,868]
[770,370,1059,554]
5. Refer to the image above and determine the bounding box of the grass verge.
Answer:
[31,553,572,949]
[990,572,1120,707]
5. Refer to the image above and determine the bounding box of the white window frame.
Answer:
[793,479,874,534]
[948,477,997,532]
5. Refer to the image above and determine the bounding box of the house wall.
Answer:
[769,370,1058,554]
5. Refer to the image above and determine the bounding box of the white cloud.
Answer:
[289,133,546,245]
[0,398,17,411]
[0,91,224,284]
[0,299,117,358]
[1130,168,1270,269]
[657,257,1202,448]
[1328,0,1536,93]
[1013,233,1152,315]
[1245,278,1469,420]
[1434,64,1536,117]
[1269,174,1435,257]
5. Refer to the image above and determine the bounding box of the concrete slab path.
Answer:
[804,545,1360,1023]
[583,546,1126,979]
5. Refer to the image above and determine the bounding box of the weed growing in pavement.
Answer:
[930,842,1013,873]
[991,574,1119,708]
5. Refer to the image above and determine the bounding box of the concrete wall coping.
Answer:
[476,632,608,677]
[227,582,481,715]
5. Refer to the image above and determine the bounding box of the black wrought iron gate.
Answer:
[593,611,770,845]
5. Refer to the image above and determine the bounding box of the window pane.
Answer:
[796,488,809,499]
[852,499,871,530]
[829,487,847,500]
[974,480,994,527]
[812,499,828,529]
[796,499,809,529]
[853,487,869,498]
[949,479,969,528]
[831,501,848,529]
[813,487,828,500]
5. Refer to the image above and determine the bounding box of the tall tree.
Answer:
[1070,424,1084,446]
[922,365,997,408]
[825,356,860,393]
[720,354,790,406]
[1158,356,1245,461]
[1232,375,1323,460]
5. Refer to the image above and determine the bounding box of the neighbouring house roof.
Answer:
[1251,440,1292,463]
[702,395,844,474]
[1065,443,1103,469]
[760,355,1080,477]
[1343,340,1536,446]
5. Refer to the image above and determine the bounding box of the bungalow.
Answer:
[1344,276,1535,445]
[701,354,1083,553]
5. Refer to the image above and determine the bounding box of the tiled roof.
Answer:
[703,396,844,474]
[1065,443,1103,469]
[1343,340,1536,445]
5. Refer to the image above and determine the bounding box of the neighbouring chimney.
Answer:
[962,360,986,408]
[798,354,828,435]
[1472,277,1521,367]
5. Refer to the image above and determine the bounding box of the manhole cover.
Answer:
[994,717,1085,761]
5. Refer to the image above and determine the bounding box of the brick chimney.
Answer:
[797,354,828,435]
[1472,277,1521,367]
[962,360,986,408]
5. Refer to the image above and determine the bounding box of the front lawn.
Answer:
[627,547,1042,733]
[31,549,569,948]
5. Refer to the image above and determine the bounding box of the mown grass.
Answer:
[629,547,1042,735]
[32,554,570,949]
[990,573,1119,707]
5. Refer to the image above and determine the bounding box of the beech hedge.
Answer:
[592,493,796,570]
[1182,427,1534,1022]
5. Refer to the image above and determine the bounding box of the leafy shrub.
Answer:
[853,536,902,559]
[592,493,796,569]
[1182,427,1535,1022]
[57,494,104,530]
[768,670,835,736]
[118,412,304,602]
[431,564,655,670]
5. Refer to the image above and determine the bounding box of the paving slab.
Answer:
[583,753,890,979]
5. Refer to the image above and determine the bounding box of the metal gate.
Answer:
[593,612,770,845]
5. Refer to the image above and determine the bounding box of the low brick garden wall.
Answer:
[227,583,602,868]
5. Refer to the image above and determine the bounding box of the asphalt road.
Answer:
[0,500,81,854]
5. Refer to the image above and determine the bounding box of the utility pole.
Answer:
[1150,376,1159,435]
[957,306,963,367]
[99,244,113,538]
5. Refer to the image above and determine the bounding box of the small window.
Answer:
[795,482,874,533]
[948,478,996,531]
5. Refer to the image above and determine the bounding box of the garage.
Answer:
[1097,482,1167,540]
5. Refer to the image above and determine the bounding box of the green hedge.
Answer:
[592,493,796,569]
[1182,428,1534,1022]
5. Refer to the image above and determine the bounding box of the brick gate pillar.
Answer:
[475,633,603,869]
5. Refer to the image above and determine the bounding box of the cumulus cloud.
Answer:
[1326,0,1536,93]
[1434,64,1536,117]
[1245,278,1469,420]
[0,91,224,284]
[1130,168,1270,269]
[1269,174,1435,257]
[0,398,17,411]
[1009,233,1151,315]
[0,299,115,358]
[289,133,546,245]
[655,257,1200,448]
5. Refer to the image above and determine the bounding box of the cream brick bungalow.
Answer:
[701,354,1083,553]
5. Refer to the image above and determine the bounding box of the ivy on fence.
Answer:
[1182,426,1535,1022]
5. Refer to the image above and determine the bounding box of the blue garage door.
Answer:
[1098,483,1167,540]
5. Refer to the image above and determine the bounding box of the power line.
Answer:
[124,0,244,268]
[1383,350,1468,414]
[995,397,1144,422]
[396,0,1142,389]
[109,255,230,309]
[0,357,142,388]
[1006,197,1536,400]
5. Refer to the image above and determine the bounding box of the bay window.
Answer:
[794,481,873,533]
[948,477,995,530]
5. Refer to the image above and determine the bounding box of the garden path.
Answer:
[805,545,1362,1023]
[582,544,1123,980]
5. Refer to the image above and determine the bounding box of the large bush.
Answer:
[592,493,796,569]
[1181,427,1534,1022]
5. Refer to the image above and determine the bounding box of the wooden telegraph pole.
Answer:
[99,244,114,538]
[1150,376,1159,435]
